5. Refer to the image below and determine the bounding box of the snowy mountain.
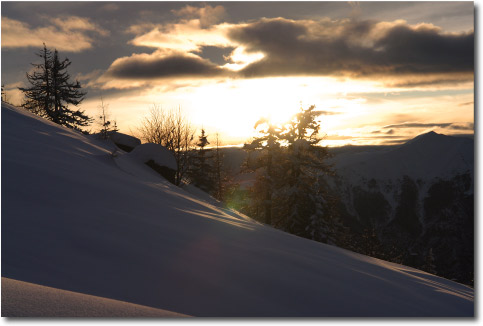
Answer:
[1,103,474,317]
[328,130,473,181]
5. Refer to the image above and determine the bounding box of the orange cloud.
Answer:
[172,4,226,28]
[1,16,108,52]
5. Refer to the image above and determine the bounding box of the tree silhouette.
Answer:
[19,44,91,129]
[244,118,282,225]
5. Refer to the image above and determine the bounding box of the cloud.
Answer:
[102,51,230,82]
[172,4,226,28]
[316,110,342,116]
[382,122,473,131]
[100,3,119,12]
[112,13,472,87]
[50,16,109,36]
[1,16,108,52]
[449,122,474,131]
[227,17,473,82]
[127,19,232,53]
[383,122,452,129]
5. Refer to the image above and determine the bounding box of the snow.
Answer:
[107,131,141,149]
[1,277,189,317]
[127,142,177,170]
[1,103,474,317]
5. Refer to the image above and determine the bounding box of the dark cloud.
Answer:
[101,16,473,83]
[458,101,474,106]
[449,123,474,131]
[373,24,473,74]
[371,135,404,139]
[106,53,228,79]
[381,139,408,145]
[382,122,473,131]
[227,18,473,81]
[383,122,452,129]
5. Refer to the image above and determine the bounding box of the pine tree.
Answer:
[189,129,214,192]
[19,44,52,117]
[244,118,282,225]
[277,105,333,238]
[49,49,91,129]
[19,44,91,129]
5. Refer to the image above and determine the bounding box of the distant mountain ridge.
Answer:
[328,131,473,181]
[325,131,474,285]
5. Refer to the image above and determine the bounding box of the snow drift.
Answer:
[1,277,189,317]
[1,103,474,317]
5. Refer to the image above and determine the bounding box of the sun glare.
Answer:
[80,74,473,147]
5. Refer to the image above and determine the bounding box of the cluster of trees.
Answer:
[137,105,194,186]
[137,104,343,244]
[137,105,227,194]
[188,129,227,200]
[241,105,343,242]
[18,44,91,130]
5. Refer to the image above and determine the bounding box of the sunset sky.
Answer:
[1,1,474,146]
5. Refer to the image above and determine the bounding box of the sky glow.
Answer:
[1,1,474,146]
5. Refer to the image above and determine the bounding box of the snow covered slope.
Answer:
[1,277,189,317]
[1,103,474,317]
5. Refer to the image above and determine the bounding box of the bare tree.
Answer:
[97,96,118,139]
[138,104,195,185]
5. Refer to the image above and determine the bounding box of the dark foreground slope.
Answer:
[1,104,474,317]
[1,277,189,317]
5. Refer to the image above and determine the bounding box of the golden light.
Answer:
[81,74,473,147]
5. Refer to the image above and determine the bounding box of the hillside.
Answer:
[1,103,474,317]
[218,131,474,285]
[1,277,189,317]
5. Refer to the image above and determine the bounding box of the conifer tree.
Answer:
[277,105,334,238]
[19,44,52,117]
[189,129,214,192]
[49,49,91,129]
[19,44,91,129]
[244,118,282,225]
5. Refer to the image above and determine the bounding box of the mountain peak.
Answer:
[403,130,449,147]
